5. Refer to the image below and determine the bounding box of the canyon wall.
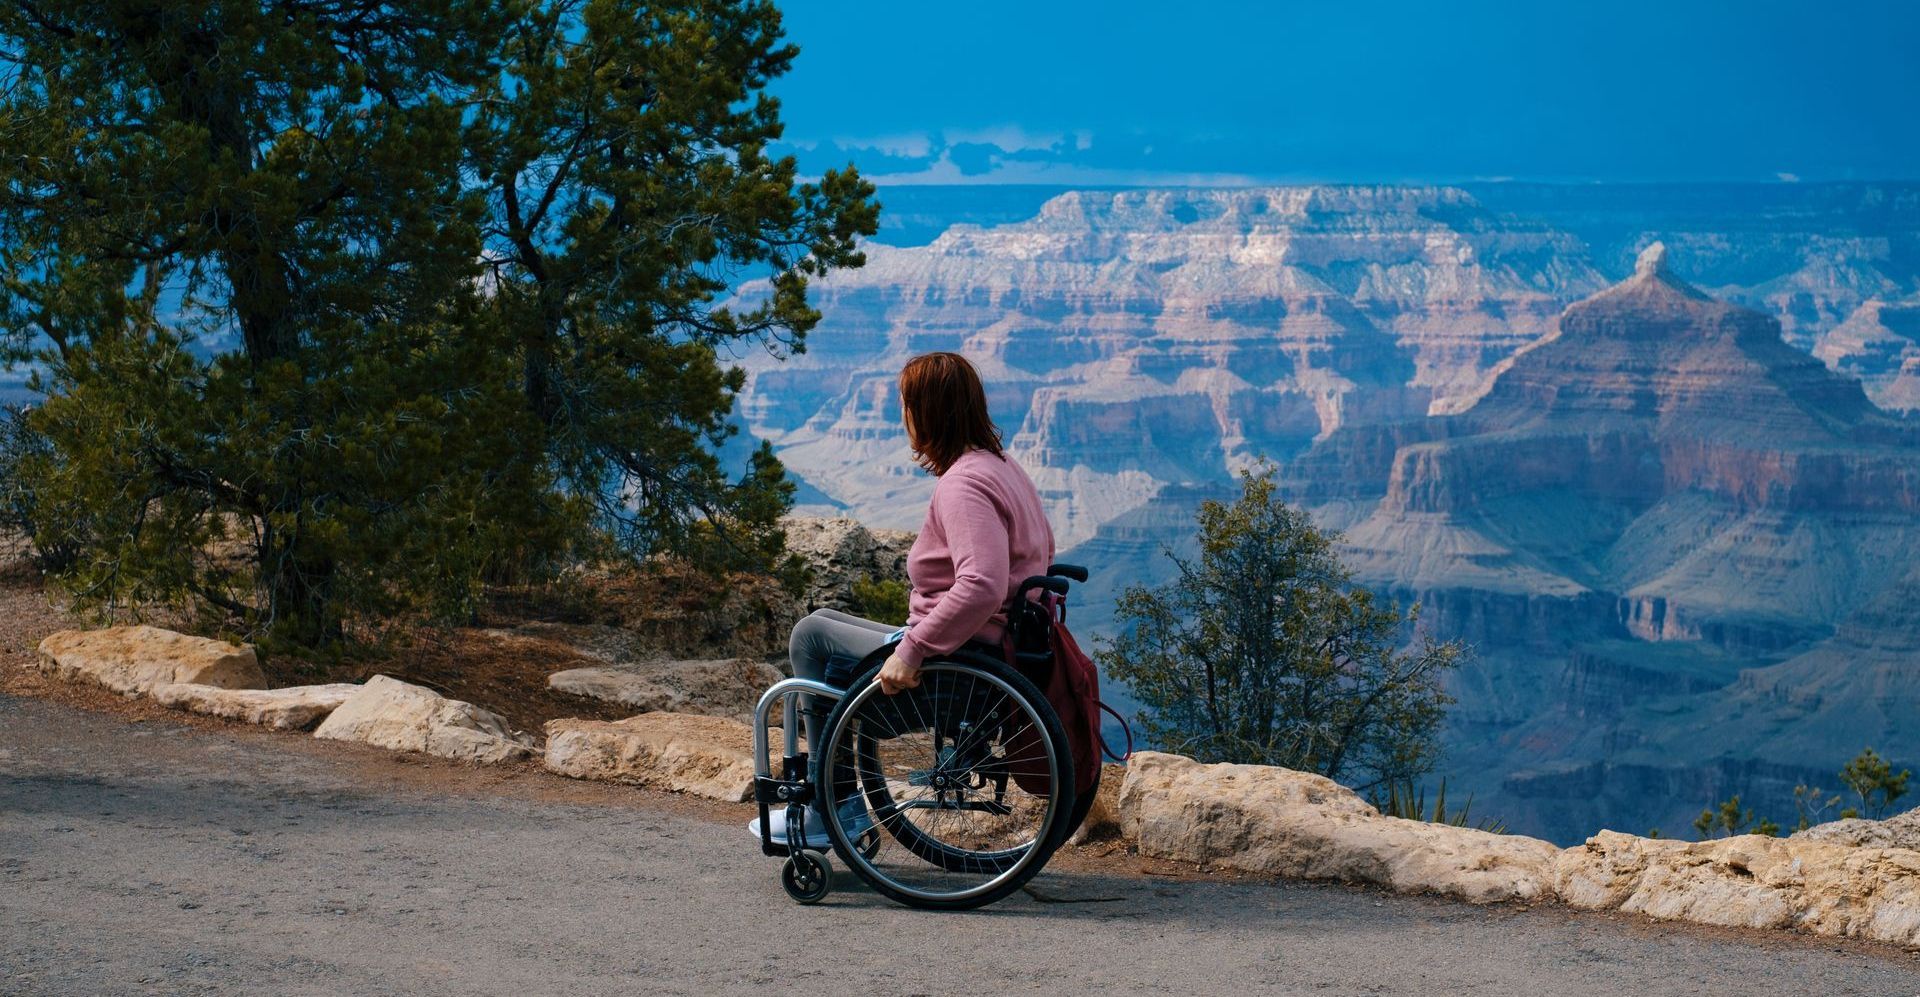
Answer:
[734,184,1920,842]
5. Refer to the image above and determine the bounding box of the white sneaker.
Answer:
[748,805,831,849]
[747,797,876,849]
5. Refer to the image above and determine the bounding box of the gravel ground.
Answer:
[5,692,1920,997]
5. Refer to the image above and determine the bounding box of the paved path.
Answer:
[3,694,1917,996]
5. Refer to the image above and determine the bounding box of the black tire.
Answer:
[781,850,832,904]
[814,649,1076,910]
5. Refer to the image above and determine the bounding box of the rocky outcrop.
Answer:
[1286,245,1920,842]
[1118,751,1560,903]
[1556,830,1920,946]
[1815,298,1920,414]
[548,658,783,721]
[543,712,758,801]
[1795,808,1920,851]
[1113,751,1920,948]
[735,185,1920,843]
[34,626,266,696]
[152,682,359,730]
[313,675,535,764]
[740,187,1600,540]
[780,515,914,612]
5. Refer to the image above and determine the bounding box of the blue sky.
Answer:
[770,0,1919,185]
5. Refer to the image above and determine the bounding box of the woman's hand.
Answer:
[875,652,921,696]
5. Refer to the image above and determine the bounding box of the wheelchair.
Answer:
[750,563,1098,910]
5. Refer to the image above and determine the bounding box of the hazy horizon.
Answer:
[771,0,1920,187]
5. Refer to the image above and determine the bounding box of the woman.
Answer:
[750,351,1057,848]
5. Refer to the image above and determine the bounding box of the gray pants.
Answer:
[789,608,897,757]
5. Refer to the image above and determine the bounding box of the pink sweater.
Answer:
[898,449,1056,668]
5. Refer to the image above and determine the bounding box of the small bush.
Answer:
[1370,778,1506,833]
[1692,795,1779,839]
[1793,783,1842,831]
[850,575,909,626]
[1838,747,1910,820]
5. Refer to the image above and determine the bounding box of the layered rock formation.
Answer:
[1056,243,1920,842]
[739,187,1605,544]
[735,184,1920,842]
[1297,245,1920,840]
[1816,299,1920,414]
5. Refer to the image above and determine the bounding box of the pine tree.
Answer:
[1839,747,1911,820]
[467,0,877,564]
[0,1,875,647]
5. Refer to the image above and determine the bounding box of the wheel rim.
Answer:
[821,662,1063,904]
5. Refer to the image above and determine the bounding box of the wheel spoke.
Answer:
[821,660,1069,905]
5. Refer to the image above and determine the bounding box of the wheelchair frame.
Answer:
[750,563,1091,909]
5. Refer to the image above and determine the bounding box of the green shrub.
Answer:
[1692,795,1779,839]
[851,576,910,626]
[1099,461,1465,791]
[1370,778,1506,834]
[1838,747,1910,820]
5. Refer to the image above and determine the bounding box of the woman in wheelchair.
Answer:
[749,350,1056,849]
[747,351,1090,909]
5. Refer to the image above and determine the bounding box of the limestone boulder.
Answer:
[34,626,265,696]
[152,682,360,731]
[780,515,914,613]
[1118,751,1559,903]
[548,658,783,721]
[1793,808,1920,851]
[313,675,534,764]
[544,712,758,801]
[1556,829,1920,946]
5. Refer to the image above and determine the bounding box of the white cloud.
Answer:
[831,132,936,158]
[854,149,1273,188]
[1776,171,1802,183]
[943,125,1066,152]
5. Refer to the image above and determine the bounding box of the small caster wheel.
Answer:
[782,849,832,904]
[855,827,882,861]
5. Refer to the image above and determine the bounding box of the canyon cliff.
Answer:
[734,184,1920,842]
[1315,244,1920,840]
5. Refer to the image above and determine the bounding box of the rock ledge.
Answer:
[35,626,266,696]
[314,675,534,764]
[544,712,759,801]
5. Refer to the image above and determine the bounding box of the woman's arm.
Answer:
[895,472,1009,669]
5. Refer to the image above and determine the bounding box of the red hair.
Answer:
[899,352,1003,475]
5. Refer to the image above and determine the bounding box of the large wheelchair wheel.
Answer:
[814,650,1075,910]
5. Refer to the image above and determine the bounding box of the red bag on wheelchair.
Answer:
[1000,582,1124,798]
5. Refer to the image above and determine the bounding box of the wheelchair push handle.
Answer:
[1047,562,1089,582]
[1015,563,1089,604]
[1018,575,1069,598]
